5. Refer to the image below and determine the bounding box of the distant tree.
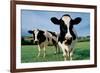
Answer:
[21,36,33,45]
[78,35,90,42]
[86,36,90,38]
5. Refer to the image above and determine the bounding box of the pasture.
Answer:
[21,41,90,63]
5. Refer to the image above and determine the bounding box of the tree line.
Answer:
[77,36,90,42]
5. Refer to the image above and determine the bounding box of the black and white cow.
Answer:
[51,14,81,60]
[28,29,60,58]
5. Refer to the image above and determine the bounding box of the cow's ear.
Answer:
[51,17,60,25]
[28,30,33,34]
[72,17,82,25]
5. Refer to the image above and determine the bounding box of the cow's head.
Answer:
[28,29,39,43]
[51,14,81,44]
[28,29,46,44]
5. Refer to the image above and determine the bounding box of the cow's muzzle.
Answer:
[34,41,39,44]
[65,37,72,45]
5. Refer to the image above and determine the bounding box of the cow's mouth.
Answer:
[64,38,72,45]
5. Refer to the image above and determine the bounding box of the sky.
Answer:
[21,9,90,37]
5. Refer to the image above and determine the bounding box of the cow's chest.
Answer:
[58,39,76,52]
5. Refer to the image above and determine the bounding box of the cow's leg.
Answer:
[43,44,47,58]
[56,44,60,54]
[70,52,73,60]
[58,42,67,61]
[58,45,61,54]
[69,48,73,60]
[43,47,46,58]
[64,45,71,60]
[54,45,57,54]
[63,49,70,60]
[37,45,41,57]
[54,44,58,54]
[69,40,76,60]
[66,51,70,60]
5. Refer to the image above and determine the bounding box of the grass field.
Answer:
[21,41,90,63]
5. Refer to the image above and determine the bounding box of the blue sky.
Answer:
[21,9,90,37]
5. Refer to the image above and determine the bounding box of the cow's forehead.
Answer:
[34,29,39,34]
[61,16,71,27]
[62,16,71,22]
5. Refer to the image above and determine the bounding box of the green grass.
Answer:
[73,41,90,60]
[21,41,90,63]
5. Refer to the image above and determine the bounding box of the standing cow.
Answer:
[51,14,81,60]
[28,29,60,58]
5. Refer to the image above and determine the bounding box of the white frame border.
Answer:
[16,4,95,69]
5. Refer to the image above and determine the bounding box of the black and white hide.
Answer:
[51,14,82,60]
[28,29,60,58]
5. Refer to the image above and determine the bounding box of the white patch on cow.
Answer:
[62,16,72,39]
[62,16,71,25]
[37,45,41,57]
[58,38,77,60]
[58,41,70,60]
[34,29,39,41]
[58,42,66,56]
[44,31,53,44]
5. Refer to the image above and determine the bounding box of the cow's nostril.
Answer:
[65,37,72,45]
[69,37,72,40]
[34,41,39,44]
